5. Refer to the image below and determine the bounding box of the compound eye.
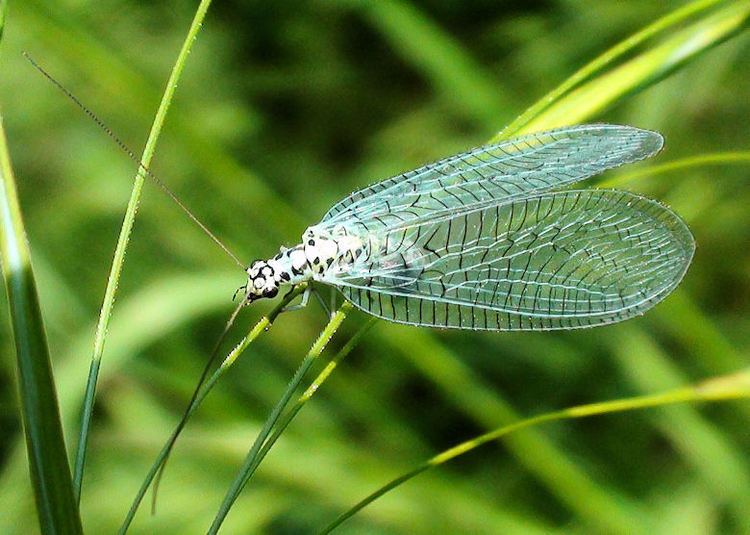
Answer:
[264,287,279,298]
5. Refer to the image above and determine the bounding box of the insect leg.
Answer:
[329,286,337,318]
[280,285,335,318]
[311,285,333,318]
[281,286,311,313]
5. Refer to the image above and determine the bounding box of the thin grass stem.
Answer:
[208,301,354,534]
[320,368,750,533]
[0,111,84,533]
[496,0,723,139]
[73,0,216,503]
[119,284,306,533]
[247,317,377,478]
[0,6,80,533]
[150,299,246,512]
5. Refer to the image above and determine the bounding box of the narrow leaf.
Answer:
[513,1,750,134]
[499,0,724,137]
[209,302,353,534]
[321,368,750,533]
[119,284,308,533]
[73,0,216,501]
[0,113,83,532]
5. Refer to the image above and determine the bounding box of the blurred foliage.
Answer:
[1,0,749,533]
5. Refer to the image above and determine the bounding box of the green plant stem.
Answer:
[209,301,353,534]
[73,0,215,503]
[247,317,376,479]
[513,1,750,134]
[0,113,83,532]
[320,368,750,534]
[119,284,306,534]
[496,0,722,139]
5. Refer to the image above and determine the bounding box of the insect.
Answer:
[25,57,692,332]
[244,124,694,330]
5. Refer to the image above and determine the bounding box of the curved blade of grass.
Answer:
[385,329,646,534]
[240,317,377,484]
[498,0,724,138]
[0,114,83,532]
[73,0,215,503]
[208,302,354,534]
[119,283,307,533]
[20,0,303,245]
[321,368,750,534]
[510,0,750,135]
[610,327,750,530]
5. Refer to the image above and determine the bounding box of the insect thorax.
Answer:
[244,225,364,303]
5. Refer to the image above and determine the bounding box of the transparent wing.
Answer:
[320,124,663,232]
[325,190,694,330]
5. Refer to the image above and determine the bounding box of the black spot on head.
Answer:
[264,287,279,298]
[327,257,334,266]
[274,253,282,260]
[308,239,315,246]
[280,272,291,282]
[313,257,320,264]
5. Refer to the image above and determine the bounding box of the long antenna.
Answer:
[23,52,246,270]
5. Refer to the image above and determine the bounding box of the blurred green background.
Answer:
[1,0,750,533]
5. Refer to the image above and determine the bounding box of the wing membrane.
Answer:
[326,190,694,330]
[320,125,663,233]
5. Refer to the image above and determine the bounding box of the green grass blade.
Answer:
[386,329,645,534]
[320,368,750,534]
[499,0,723,138]
[611,327,750,530]
[208,302,353,534]
[73,0,215,502]
[119,284,307,533]
[509,0,750,135]
[242,317,377,481]
[19,0,303,245]
[0,114,83,532]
